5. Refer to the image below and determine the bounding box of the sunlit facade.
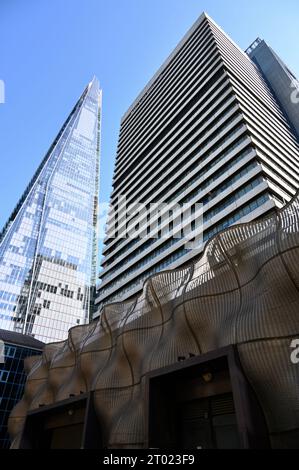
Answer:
[96,13,299,309]
[0,78,102,343]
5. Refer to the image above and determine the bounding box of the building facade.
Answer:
[9,189,299,449]
[0,78,102,343]
[0,329,43,448]
[96,13,299,311]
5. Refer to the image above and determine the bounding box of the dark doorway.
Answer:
[42,423,84,449]
[20,392,102,449]
[38,405,86,449]
[179,393,240,449]
[145,346,270,449]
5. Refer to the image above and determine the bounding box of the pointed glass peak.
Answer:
[88,76,100,90]
[87,76,101,101]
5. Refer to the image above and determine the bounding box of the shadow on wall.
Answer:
[8,190,299,449]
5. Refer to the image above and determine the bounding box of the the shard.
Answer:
[0,78,102,342]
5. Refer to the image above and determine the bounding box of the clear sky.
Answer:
[1,0,299,261]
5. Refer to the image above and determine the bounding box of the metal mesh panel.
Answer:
[9,192,299,449]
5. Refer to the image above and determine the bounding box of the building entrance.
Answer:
[19,392,102,449]
[178,393,240,449]
[146,347,270,449]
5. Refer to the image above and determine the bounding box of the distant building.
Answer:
[0,78,102,343]
[96,13,299,311]
[246,38,299,138]
[0,329,43,448]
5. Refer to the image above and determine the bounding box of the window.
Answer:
[5,346,16,359]
[0,370,9,383]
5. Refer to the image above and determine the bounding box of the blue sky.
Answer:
[0,0,299,258]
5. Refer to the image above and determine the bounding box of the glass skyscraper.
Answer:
[0,77,102,343]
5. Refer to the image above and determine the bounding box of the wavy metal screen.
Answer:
[8,192,299,449]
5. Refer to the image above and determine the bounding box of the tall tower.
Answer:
[0,78,102,342]
[96,13,299,311]
[246,38,299,138]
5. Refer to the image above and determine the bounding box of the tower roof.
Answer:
[0,329,45,350]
